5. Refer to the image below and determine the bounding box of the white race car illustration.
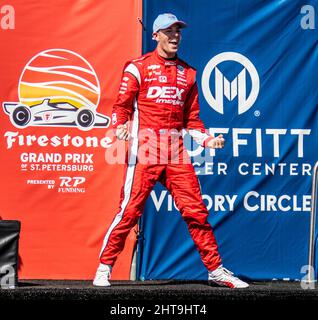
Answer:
[3,99,110,130]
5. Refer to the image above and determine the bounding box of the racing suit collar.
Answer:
[153,49,178,66]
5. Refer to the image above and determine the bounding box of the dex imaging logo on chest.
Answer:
[201,52,259,115]
[146,86,185,99]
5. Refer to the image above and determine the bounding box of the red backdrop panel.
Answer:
[0,0,142,279]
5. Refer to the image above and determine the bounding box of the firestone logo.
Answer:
[2,48,110,131]
[201,52,260,115]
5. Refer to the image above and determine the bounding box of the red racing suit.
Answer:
[99,49,222,272]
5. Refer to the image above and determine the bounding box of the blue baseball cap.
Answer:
[152,13,187,33]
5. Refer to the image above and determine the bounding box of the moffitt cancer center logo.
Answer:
[201,52,260,115]
[3,48,110,131]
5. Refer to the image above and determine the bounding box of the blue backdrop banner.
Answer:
[138,0,318,280]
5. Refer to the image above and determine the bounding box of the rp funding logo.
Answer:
[201,52,259,115]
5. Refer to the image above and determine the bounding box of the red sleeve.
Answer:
[183,82,206,131]
[112,65,140,129]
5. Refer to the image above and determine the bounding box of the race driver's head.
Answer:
[152,13,187,59]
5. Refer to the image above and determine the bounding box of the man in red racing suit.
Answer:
[94,13,249,289]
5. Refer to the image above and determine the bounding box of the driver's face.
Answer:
[153,24,182,57]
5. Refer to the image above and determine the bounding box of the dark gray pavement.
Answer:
[0,280,316,318]
[0,279,317,301]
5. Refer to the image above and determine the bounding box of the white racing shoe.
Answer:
[208,265,249,288]
[93,263,112,287]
